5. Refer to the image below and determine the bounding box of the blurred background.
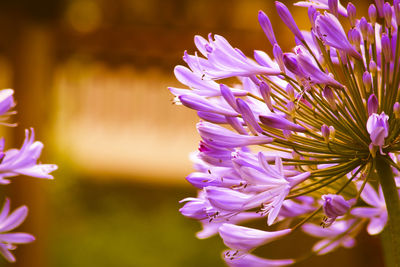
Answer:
[0,0,385,266]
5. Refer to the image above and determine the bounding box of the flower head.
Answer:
[172,0,400,264]
[0,198,35,262]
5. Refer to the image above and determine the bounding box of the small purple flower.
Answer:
[322,194,351,226]
[302,220,357,255]
[0,198,35,262]
[351,183,387,235]
[315,12,362,60]
[0,129,57,183]
[366,112,389,149]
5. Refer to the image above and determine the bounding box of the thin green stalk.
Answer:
[375,156,400,267]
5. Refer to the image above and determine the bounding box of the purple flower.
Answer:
[366,112,389,149]
[322,194,351,226]
[302,220,357,254]
[314,12,362,60]
[351,183,387,235]
[0,89,15,118]
[295,0,348,17]
[172,0,400,264]
[0,129,57,184]
[0,198,35,262]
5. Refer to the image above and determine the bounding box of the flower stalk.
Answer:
[375,156,400,267]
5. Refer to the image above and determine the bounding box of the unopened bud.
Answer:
[381,34,392,61]
[260,82,273,111]
[367,23,375,44]
[367,94,378,115]
[395,1,400,25]
[273,44,285,73]
[329,125,335,140]
[323,86,337,111]
[374,0,384,18]
[394,102,400,119]
[369,60,377,74]
[287,101,296,115]
[359,17,369,40]
[321,124,330,143]
[347,3,357,27]
[369,4,377,24]
[383,2,392,27]
[348,28,361,48]
[363,72,373,93]
[286,84,295,101]
[328,0,339,17]
[322,194,350,218]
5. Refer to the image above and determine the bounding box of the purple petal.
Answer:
[0,206,28,232]
[259,114,306,132]
[0,233,35,244]
[275,2,304,41]
[224,252,294,267]
[219,223,291,251]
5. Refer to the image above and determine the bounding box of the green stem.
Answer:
[375,156,400,267]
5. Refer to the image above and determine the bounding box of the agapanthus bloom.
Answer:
[171,0,400,265]
[0,89,57,262]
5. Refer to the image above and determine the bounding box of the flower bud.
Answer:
[273,44,285,73]
[275,1,304,41]
[347,3,357,27]
[359,17,369,40]
[383,2,392,27]
[374,0,384,18]
[381,34,392,61]
[287,101,296,116]
[367,94,378,115]
[369,4,377,24]
[286,84,295,101]
[395,1,400,25]
[329,126,336,140]
[348,28,361,48]
[367,23,375,44]
[369,60,377,74]
[328,0,339,17]
[258,10,277,46]
[321,124,330,143]
[322,194,351,218]
[308,6,318,28]
[394,102,400,119]
[259,81,273,111]
[323,86,337,111]
[363,72,373,93]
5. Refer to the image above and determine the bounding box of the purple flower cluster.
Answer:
[0,89,57,262]
[171,0,400,265]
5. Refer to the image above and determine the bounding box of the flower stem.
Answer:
[375,156,400,267]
